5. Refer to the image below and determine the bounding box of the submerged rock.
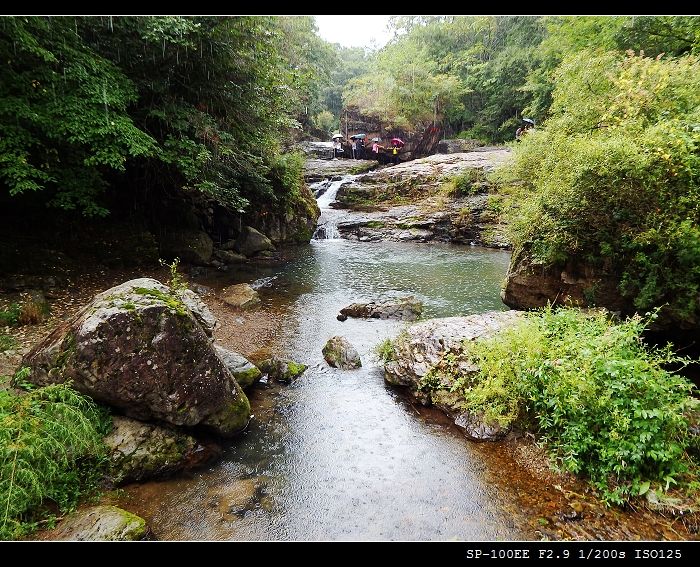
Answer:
[234,226,275,257]
[105,416,211,484]
[22,278,250,437]
[383,311,522,441]
[44,506,147,541]
[259,356,308,384]
[339,296,423,321]
[220,283,261,310]
[208,476,269,517]
[215,345,262,389]
[322,336,362,370]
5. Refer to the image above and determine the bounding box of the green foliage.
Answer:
[159,258,187,293]
[446,308,698,504]
[0,16,329,216]
[441,168,487,197]
[0,383,111,539]
[0,334,17,353]
[500,51,700,324]
[374,338,396,363]
[0,304,21,327]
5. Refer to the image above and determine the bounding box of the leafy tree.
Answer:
[501,51,700,325]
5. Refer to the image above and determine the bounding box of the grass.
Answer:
[0,335,17,353]
[0,379,111,539]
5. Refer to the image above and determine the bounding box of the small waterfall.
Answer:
[313,175,353,240]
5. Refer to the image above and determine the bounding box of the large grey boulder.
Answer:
[234,226,276,257]
[160,229,213,265]
[322,336,361,370]
[214,345,262,389]
[383,311,522,441]
[105,416,211,484]
[338,296,423,321]
[22,278,250,437]
[43,506,147,541]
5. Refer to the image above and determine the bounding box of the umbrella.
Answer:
[522,118,535,126]
[332,133,343,139]
[350,133,367,140]
[371,137,381,142]
[391,137,405,147]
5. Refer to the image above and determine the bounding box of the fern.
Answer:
[0,383,111,539]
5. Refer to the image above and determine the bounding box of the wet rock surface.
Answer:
[339,296,423,321]
[220,283,261,310]
[322,336,362,369]
[40,506,148,541]
[105,416,205,484]
[322,150,512,248]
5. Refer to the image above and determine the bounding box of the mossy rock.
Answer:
[259,356,308,384]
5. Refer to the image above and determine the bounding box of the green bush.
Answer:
[0,304,21,327]
[445,307,698,504]
[0,382,111,539]
[498,51,700,324]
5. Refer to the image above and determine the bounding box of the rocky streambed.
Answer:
[306,149,512,248]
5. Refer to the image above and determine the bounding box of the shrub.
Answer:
[445,307,698,504]
[497,51,700,324]
[0,382,111,539]
[0,304,21,327]
[374,338,396,363]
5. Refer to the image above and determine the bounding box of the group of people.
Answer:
[332,135,402,165]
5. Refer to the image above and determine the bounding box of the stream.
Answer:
[119,177,540,540]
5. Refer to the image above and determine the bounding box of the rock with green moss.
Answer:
[259,356,308,384]
[322,336,361,370]
[105,416,215,484]
[45,505,147,541]
[22,278,250,437]
[214,345,262,389]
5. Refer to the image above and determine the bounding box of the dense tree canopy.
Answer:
[339,16,700,142]
[0,16,332,216]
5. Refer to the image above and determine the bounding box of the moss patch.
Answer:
[133,287,187,317]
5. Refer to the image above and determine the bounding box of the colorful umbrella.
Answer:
[391,138,405,147]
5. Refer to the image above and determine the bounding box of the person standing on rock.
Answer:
[351,138,358,159]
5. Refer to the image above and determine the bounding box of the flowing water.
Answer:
[120,185,542,541]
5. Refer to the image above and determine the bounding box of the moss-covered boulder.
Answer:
[44,506,147,541]
[322,336,361,370]
[105,416,217,484]
[23,278,250,437]
[214,345,262,389]
[259,356,308,384]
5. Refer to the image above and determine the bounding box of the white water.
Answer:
[312,175,355,240]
